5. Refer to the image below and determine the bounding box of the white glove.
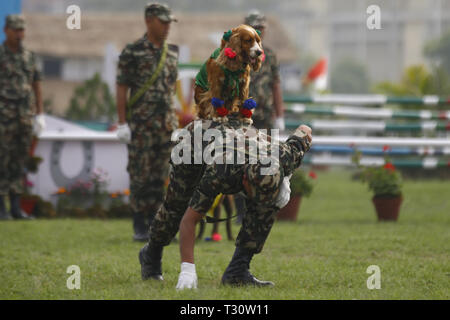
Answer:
[176,262,198,290]
[117,123,131,143]
[276,175,292,209]
[274,117,285,131]
[33,114,46,136]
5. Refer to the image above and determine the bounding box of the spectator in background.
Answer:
[115,3,179,241]
[244,10,285,131]
[0,15,45,220]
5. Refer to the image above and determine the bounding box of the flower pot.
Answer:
[372,196,403,221]
[276,195,302,221]
[20,197,38,215]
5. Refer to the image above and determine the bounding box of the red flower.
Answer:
[240,108,252,118]
[224,47,237,59]
[383,162,395,171]
[261,52,266,62]
[382,145,391,152]
[308,171,317,179]
[216,107,229,117]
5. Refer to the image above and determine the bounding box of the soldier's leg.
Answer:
[233,193,246,224]
[127,124,159,241]
[127,144,149,240]
[0,195,11,220]
[221,200,279,287]
[4,102,33,219]
[0,101,13,197]
[140,163,204,280]
[143,145,172,226]
[129,126,173,241]
[0,101,13,220]
[222,162,283,286]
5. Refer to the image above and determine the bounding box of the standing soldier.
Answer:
[244,11,285,131]
[116,3,179,241]
[0,15,45,220]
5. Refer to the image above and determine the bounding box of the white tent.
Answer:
[29,115,129,202]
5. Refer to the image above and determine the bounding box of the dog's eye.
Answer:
[245,39,252,43]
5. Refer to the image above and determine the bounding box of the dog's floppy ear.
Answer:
[227,29,243,63]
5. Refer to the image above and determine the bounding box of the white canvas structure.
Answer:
[29,114,129,201]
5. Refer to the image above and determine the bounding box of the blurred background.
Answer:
[1,0,449,209]
[0,0,448,117]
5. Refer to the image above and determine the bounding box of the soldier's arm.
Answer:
[279,125,312,176]
[270,52,283,118]
[179,207,204,264]
[272,80,284,118]
[116,45,135,124]
[116,84,129,124]
[180,166,220,263]
[32,81,43,114]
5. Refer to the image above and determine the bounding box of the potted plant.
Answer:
[353,148,403,221]
[276,169,316,221]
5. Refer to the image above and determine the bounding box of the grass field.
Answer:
[0,169,449,300]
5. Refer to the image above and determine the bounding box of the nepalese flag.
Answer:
[305,58,328,91]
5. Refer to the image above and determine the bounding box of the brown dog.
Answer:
[194,24,264,120]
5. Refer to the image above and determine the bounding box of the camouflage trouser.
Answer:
[149,162,204,247]
[236,201,279,253]
[0,98,33,195]
[149,162,282,255]
[127,114,175,218]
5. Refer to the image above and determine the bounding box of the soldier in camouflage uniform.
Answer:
[245,11,285,131]
[0,15,45,220]
[139,112,312,288]
[116,3,179,241]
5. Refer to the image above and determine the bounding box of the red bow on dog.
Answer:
[224,47,237,59]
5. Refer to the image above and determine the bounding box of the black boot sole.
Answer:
[221,276,275,287]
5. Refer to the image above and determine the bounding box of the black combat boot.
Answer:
[133,211,149,242]
[139,243,164,281]
[0,196,12,220]
[9,192,33,220]
[221,247,275,287]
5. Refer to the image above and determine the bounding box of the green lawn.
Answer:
[0,169,449,300]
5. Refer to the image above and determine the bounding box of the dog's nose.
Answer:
[255,50,262,57]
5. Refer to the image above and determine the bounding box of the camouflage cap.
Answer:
[145,3,177,22]
[5,14,25,30]
[244,10,266,28]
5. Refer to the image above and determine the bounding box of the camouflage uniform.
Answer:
[148,114,310,254]
[245,12,281,130]
[0,16,41,196]
[116,9,179,222]
[249,46,280,130]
